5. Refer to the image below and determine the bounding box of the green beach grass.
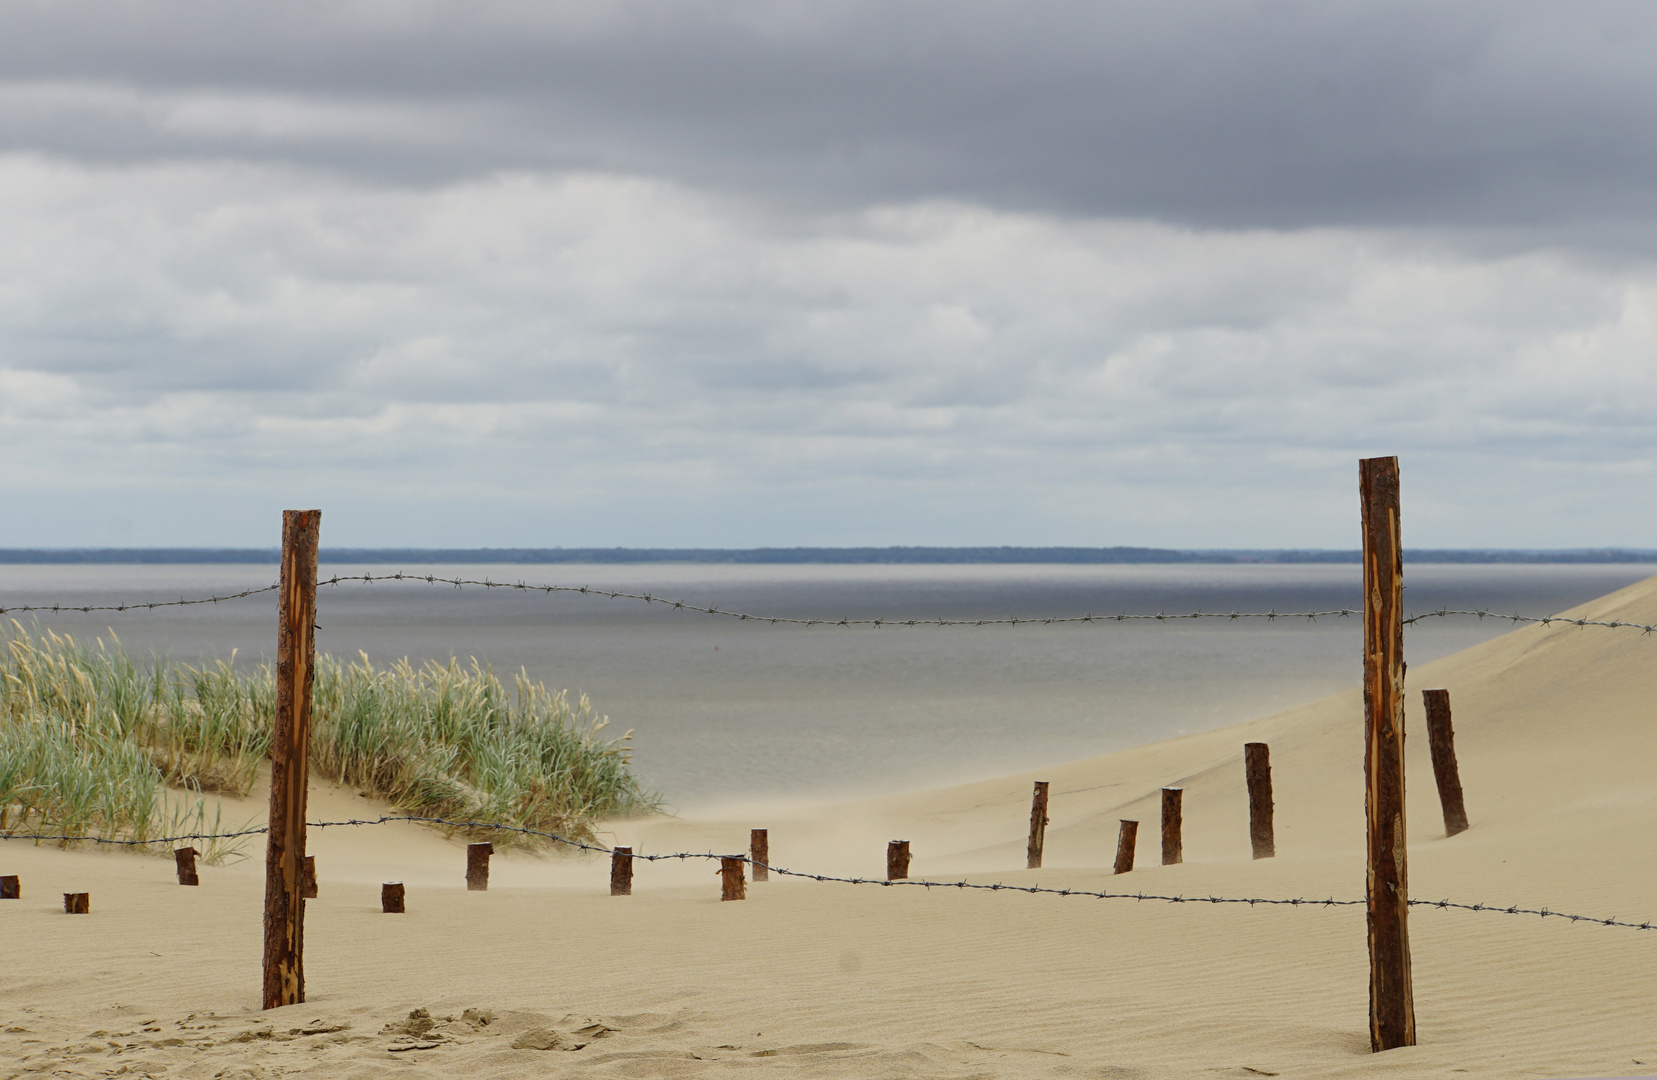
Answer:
[0,621,659,861]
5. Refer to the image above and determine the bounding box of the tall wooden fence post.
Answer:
[751,829,769,882]
[263,509,319,1010]
[1027,781,1050,869]
[1113,820,1138,875]
[1245,742,1275,859]
[1422,690,1469,837]
[1361,457,1414,1051]
[1161,788,1183,865]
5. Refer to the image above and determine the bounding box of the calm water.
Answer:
[2,563,1650,810]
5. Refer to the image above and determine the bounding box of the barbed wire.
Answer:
[0,583,279,616]
[1401,608,1657,632]
[3,815,1651,930]
[0,826,272,845]
[7,572,1652,633]
[325,573,1657,631]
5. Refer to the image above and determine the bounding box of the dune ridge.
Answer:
[6,574,1657,1077]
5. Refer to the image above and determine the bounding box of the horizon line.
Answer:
[2,546,1656,565]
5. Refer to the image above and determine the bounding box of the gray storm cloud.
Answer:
[3,1,1657,234]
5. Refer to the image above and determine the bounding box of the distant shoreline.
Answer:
[3,546,1655,565]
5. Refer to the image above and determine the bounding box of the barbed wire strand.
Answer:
[2,816,1649,930]
[0,583,279,616]
[4,572,1653,633]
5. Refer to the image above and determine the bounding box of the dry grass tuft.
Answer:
[0,621,658,859]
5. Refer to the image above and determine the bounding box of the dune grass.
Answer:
[0,621,659,860]
[308,651,659,844]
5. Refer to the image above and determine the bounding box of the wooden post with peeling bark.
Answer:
[1361,456,1414,1052]
[1027,781,1050,869]
[1245,742,1275,859]
[1422,689,1469,837]
[887,840,911,880]
[1114,820,1138,875]
[720,857,746,901]
[263,509,319,1010]
[750,829,769,882]
[1161,788,1182,865]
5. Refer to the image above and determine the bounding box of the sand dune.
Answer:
[7,575,1657,1077]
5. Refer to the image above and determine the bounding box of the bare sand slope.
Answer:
[6,575,1657,1079]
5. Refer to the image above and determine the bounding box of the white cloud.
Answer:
[0,152,1654,547]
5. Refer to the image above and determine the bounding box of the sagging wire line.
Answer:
[4,572,1653,633]
[2,815,1651,931]
[0,583,280,615]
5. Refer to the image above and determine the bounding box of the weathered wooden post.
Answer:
[301,856,317,899]
[1161,788,1183,865]
[1027,781,1050,869]
[1422,689,1469,837]
[750,829,769,882]
[381,882,405,913]
[63,892,89,914]
[1245,742,1275,859]
[1114,820,1138,875]
[263,509,319,1010]
[0,875,17,899]
[887,840,911,880]
[466,842,492,891]
[1361,456,1414,1051]
[719,857,746,901]
[174,847,199,886]
[610,847,633,895]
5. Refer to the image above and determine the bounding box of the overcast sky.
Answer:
[3,0,1655,549]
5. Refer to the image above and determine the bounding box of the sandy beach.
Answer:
[7,574,1657,1079]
